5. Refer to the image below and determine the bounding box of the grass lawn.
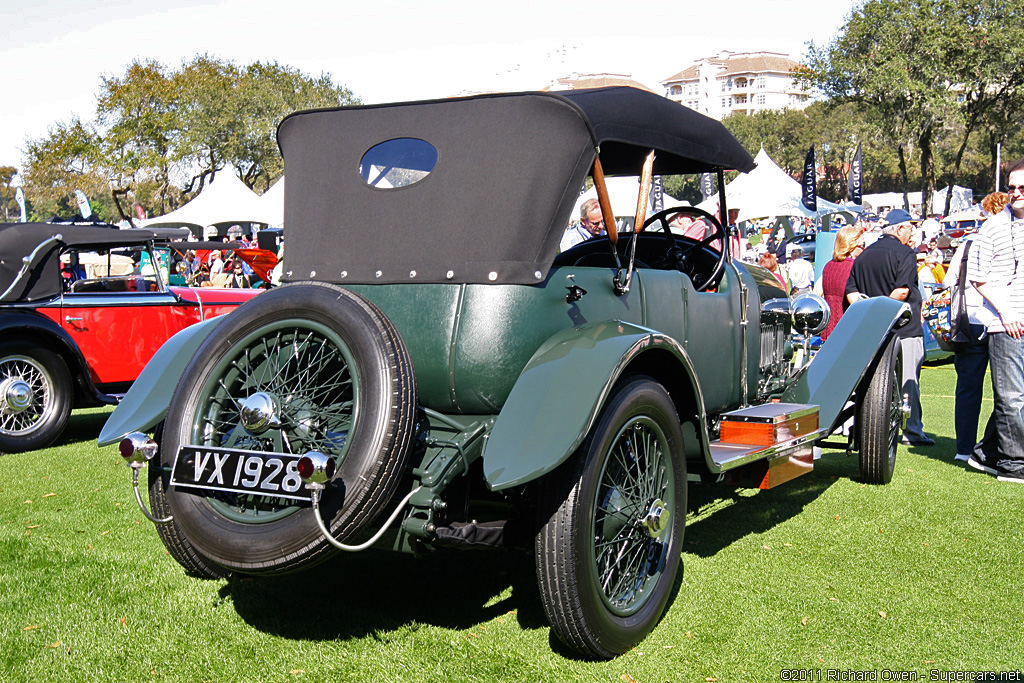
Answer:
[2,361,1021,682]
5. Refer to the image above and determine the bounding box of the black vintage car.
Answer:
[104,88,909,658]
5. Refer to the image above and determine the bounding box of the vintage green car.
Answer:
[102,87,909,659]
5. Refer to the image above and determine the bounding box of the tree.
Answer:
[21,119,110,220]
[0,166,17,221]
[804,0,1024,215]
[22,55,361,222]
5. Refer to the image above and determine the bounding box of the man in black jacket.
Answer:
[845,208,934,446]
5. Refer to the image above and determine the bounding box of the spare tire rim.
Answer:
[190,319,359,524]
[591,416,674,617]
[0,356,52,436]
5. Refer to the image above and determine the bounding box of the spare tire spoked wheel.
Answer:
[198,318,359,523]
[156,283,416,574]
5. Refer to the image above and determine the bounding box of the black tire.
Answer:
[148,423,231,580]
[535,376,686,659]
[857,336,902,485]
[153,282,417,574]
[0,343,72,453]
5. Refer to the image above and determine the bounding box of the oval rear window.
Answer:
[358,138,438,188]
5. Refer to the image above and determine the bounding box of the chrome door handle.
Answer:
[65,316,83,323]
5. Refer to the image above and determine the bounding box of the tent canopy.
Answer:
[141,170,271,229]
[862,186,974,216]
[259,177,284,228]
[697,148,848,222]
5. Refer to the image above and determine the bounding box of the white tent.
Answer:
[258,177,285,228]
[697,148,848,222]
[862,185,974,216]
[141,170,268,229]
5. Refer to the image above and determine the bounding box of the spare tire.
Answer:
[152,282,417,574]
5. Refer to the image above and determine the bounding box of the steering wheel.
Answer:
[640,206,728,291]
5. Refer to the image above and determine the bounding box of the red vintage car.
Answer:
[0,223,261,452]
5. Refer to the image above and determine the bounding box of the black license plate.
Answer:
[170,446,311,501]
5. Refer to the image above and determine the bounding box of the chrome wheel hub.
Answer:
[239,392,279,434]
[1,378,32,415]
[642,498,669,540]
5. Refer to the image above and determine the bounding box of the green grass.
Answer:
[2,365,1022,682]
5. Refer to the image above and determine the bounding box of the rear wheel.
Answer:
[535,376,686,659]
[153,283,417,574]
[857,336,902,484]
[0,343,72,453]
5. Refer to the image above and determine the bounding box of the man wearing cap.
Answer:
[966,159,1024,483]
[845,208,934,446]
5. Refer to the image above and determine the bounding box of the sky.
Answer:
[0,0,859,173]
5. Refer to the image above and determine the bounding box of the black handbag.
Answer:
[948,241,976,346]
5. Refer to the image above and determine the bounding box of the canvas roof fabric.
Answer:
[277,87,754,286]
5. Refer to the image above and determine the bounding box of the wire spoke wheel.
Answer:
[592,417,672,616]
[0,345,71,452]
[193,319,358,524]
[153,283,416,575]
[536,376,685,659]
[0,356,52,435]
[858,336,901,485]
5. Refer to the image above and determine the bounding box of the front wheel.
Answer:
[535,376,686,659]
[0,343,72,453]
[857,336,902,484]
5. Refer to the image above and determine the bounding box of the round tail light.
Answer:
[297,451,336,485]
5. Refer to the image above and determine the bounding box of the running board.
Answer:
[709,403,824,489]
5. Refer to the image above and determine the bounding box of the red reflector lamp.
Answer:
[297,451,335,486]
[119,432,158,463]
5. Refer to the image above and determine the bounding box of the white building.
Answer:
[543,72,657,93]
[661,51,811,120]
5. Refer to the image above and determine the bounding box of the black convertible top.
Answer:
[278,87,754,285]
[0,223,189,302]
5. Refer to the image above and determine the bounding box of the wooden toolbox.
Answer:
[719,403,819,447]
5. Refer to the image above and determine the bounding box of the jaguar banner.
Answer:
[847,143,863,205]
[801,145,817,212]
[699,172,715,201]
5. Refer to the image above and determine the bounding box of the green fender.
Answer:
[97,316,223,446]
[483,320,704,491]
[783,296,910,432]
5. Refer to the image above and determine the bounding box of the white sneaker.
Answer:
[954,453,971,462]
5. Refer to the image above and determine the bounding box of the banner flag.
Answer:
[135,204,147,220]
[74,189,92,219]
[801,145,817,212]
[699,172,715,201]
[649,175,664,212]
[847,143,863,205]
[15,187,26,222]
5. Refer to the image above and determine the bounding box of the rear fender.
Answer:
[782,297,910,432]
[97,315,223,446]
[483,320,706,491]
